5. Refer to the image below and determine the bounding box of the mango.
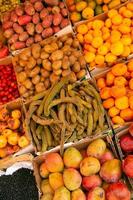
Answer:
[87,139,106,159]
[63,168,82,191]
[41,179,54,194]
[70,12,81,22]
[53,186,70,200]
[63,147,83,168]
[82,175,102,191]
[76,1,87,12]
[87,187,105,200]
[40,193,53,200]
[71,188,86,200]
[49,172,64,190]
[80,157,101,176]
[45,153,64,172]
[100,159,122,183]
[40,162,49,178]
[82,7,94,19]
[100,148,114,164]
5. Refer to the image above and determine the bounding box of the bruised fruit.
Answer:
[100,148,114,164]
[82,175,102,191]
[7,118,20,130]
[87,139,106,159]
[49,172,64,190]
[80,156,101,176]
[87,187,105,200]
[122,155,133,178]
[120,134,133,152]
[106,182,131,200]
[100,159,122,183]
[40,162,49,178]
[53,186,70,200]
[63,168,82,191]
[41,179,54,194]
[63,147,83,168]
[45,153,64,172]
[71,188,86,200]
[41,193,53,200]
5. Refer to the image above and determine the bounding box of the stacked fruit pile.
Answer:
[39,138,131,200]
[66,0,123,23]
[97,61,133,124]
[0,107,30,158]
[2,0,69,50]
[76,2,133,69]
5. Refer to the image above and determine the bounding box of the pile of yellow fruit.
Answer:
[76,2,133,69]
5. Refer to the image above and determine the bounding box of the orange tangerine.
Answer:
[130,44,133,53]
[103,98,115,109]
[100,87,111,99]
[84,33,93,43]
[106,71,115,86]
[123,18,132,26]
[102,32,110,41]
[84,52,95,63]
[127,60,133,72]
[119,6,126,14]
[95,55,105,65]
[111,14,123,25]
[108,106,120,117]
[97,77,106,89]
[105,53,117,63]
[123,9,132,18]
[102,5,108,12]
[111,85,127,98]
[115,96,129,110]
[7,132,19,146]
[102,27,110,33]
[120,108,133,121]
[92,20,104,29]
[108,9,118,18]
[110,41,124,56]
[77,33,84,43]
[112,116,125,125]
[122,46,131,57]
[119,25,131,34]
[127,2,133,11]
[129,96,133,109]
[129,78,133,90]
[98,45,108,55]
[114,76,127,86]
[111,63,127,76]
[0,148,7,158]
[105,18,112,28]
[87,21,93,30]
[93,29,102,37]
[110,30,121,43]
[0,135,7,148]
[121,36,132,46]
[77,24,88,34]
[92,37,103,48]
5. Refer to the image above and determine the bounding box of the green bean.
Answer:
[30,119,41,151]
[36,125,43,140]
[32,114,62,125]
[87,109,93,135]
[60,125,65,156]
[44,126,53,147]
[41,130,48,152]
[30,90,48,101]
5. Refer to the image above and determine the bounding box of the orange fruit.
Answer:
[123,9,132,18]
[0,135,7,148]
[121,36,132,46]
[110,41,124,56]
[111,86,127,98]
[7,132,19,146]
[87,21,93,29]
[105,53,117,63]
[105,18,112,28]
[2,129,13,138]
[92,20,104,30]
[119,25,131,34]
[122,46,131,57]
[114,76,127,86]
[103,98,115,109]
[110,30,121,43]
[92,37,103,48]
[11,109,21,119]
[84,52,95,63]
[0,148,7,158]
[98,45,108,55]
[120,108,133,121]
[123,18,132,26]
[97,77,106,89]
[18,135,29,148]
[102,32,110,41]
[102,5,108,12]
[115,96,129,110]
[127,60,133,72]
[106,71,115,86]
[127,2,133,11]
[129,96,133,109]
[130,44,133,53]
[108,106,120,117]
[77,33,84,43]
[93,29,102,37]
[108,9,118,18]
[111,14,122,25]
[100,87,111,99]
[112,116,125,125]
[77,24,88,34]
[95,55,104,65]
[111,63,127,76]
[129,78,133,90]
[84,33,93,43]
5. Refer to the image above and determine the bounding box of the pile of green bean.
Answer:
[25,76,108,152]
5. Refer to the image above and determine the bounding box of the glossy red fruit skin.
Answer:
[82,175,102,191]
[129,123,133,137]
[106,182,131,200]
[122,155,133,178]
[120,134,133,152]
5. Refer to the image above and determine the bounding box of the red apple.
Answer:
[82,175,102,191]
[120,134,133,152]
[122,155,133,178]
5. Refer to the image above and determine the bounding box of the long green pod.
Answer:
[41,130,48,152]
[87,109,93,135]
[36,125,43,140]
[32,114,62,125]
[44,76,69,116]
[44,126,53,147]
[30,119,41,151]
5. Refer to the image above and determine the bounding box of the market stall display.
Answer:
[34,135,131,200]
[96,60,133,125]
[76,1,133,69]
[0,100,30,158]
[12,33,87,99]
[1,0,70,51]
[66,0,126,23]
[25,78,108,152]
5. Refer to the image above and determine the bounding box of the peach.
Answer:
[63,147,83,168]
[45,153,64,172]
[41,179,54,194]
[87,187,105,200]
[87,139,106,159]
[63,168,82,191]
[41,193,53,200]
[49,172,64,190]
[40,162,49,178]
[71,188,86,200]
[53,186,70,200]
[100,159,122,183]
[80,157,101,176]
[82,175,102,191]
[100,148,114,164]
